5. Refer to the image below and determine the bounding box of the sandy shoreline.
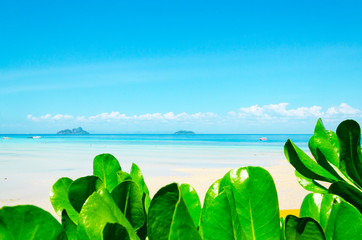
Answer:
[1,161,308,219]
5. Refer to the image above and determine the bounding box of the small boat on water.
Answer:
[3,136,10,140]
[31,136,41,139]
[259,137,267,141]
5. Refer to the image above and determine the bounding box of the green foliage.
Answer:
[300,193,362,240]
[285,118,362,212]
[93,153,122,192]
[111,180,146,230]
[285,215,325,240]
[147,183,201,240]
[201,167,280,240]
[77,188,139,240]
[0,205,66,239]
[50,177,79,224]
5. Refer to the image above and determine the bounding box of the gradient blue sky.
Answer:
[1,1,361,133]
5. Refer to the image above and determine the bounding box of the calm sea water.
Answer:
[1,134,311,148]
[0,134,312,203]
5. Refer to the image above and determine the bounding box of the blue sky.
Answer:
[1,1,361,133]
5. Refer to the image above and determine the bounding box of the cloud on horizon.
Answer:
[27,103,361,124]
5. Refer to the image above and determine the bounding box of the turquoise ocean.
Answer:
[0,134,311,209]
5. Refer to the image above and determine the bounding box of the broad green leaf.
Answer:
[180,183,201,228]
[280,217,286,240]
[328,181,362,213]
[93,153,122,192]
[50,177,79,224]
[285,215,325,240]
[77,188,139,240]
[61,210,78,240]
[202,188,245,240]
[0,205,66,240]
[130,163,150,196]
[337,120,362,187]
[285,140,339,182]
[300,193,362,240]
[199,179,220,238]
[68,175,103,213]
[103,223,130,240]
[219,167,280,240]
[309,135,340,170]
[295,170,328,193]
[147,183,201,240]
[310,119,340,168]
[111,180,146,230]
[118,171,132,181]
[130,163,152,215]
[326,130,340,158]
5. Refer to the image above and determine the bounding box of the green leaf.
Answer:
[199,179,220,238]
[103,223,130,240]
[147,183,201,240]
[61,210,78,240]
[202,188,245,240]
[295,170,328,193]
[285,215,325,240]
[77,188,139,240]
[50,177,79,224]
[111,180,146,230]
[337,120,362,187]
[285,139,339,182]
[328,181,362,213]
[130,163,150,196]
[118,171,133,182]
[219,167,280,240]
[179,183,201,228]
[0,205,66,240]
[130,163,152,215]
[310,119,340,168]
[300,193,362,240]
[93,153,122,192]
[280,217,286,240]
[68,175,103,213]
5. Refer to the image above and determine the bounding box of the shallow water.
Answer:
[0,134,310,204]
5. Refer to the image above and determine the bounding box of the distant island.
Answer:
[174,130,195,135]
[57,127,90,135]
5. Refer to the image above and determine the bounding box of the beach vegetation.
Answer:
[285,119,362,213]
[1,119,362,239]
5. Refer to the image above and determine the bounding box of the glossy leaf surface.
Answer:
[328,181,362,213]
[285,215,325,240]
[337,120,362,187]
[103,223,130,240]
[180,183,201,228]
[61,210,78,240]
[202,188,245,240]
[295,170,328,193]
[93,153,122,192]
[301,193,362,240]
[147,183,201,240]
[77,188,139,240]
[309,119,340,168]
[68,175,102,213]
[219,166,280,240]
[0,205,65,240]
[50,177,79,224]
[285,140,338,182]
[111,180,146,230]
[130,163,150,196]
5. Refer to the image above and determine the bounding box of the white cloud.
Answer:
[234,103,327,119]
[26,103,361,124]
[27,113,74,121]
[325,103,360,116]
